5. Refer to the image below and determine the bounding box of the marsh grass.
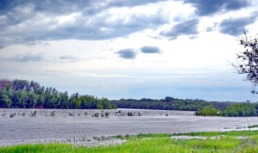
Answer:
[1,131,258,153]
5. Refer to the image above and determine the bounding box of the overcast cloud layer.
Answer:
[0,0,258,101]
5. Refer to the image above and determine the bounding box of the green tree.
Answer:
[59,91,69,109]
[0,92,12,108]
[36,94,45,108]
[26,93,37,108]
[69,93,79,109]
[223,107,239,116]
[12,90,28,108]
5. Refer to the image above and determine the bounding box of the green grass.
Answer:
[1,131,258,153]
[173,130,258,137]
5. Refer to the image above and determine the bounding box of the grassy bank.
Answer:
[1,131,258,153]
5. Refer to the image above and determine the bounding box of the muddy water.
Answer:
[0,109,258,146]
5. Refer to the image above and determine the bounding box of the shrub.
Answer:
[196,107,219,116]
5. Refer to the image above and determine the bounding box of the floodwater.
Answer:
[0,108,258,146]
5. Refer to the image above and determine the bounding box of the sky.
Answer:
[0,0,258,102]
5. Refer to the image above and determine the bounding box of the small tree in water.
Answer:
[234,32,258,93]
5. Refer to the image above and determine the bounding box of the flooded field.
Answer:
[1,108,258,146]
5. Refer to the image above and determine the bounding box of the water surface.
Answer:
[1,109,257,146]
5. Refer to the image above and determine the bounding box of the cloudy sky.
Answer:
[0,0,258,101]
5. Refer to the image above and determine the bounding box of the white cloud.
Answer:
[0,0,258,101]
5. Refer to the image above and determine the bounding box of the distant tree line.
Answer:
[111,97,214,111]
[111,97,258,117]
[0,79,116,109]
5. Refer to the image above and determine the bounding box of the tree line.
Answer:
[111,98,258,117]
[1,79,258,116]
[0,79,116,109]
[111,97,213,111]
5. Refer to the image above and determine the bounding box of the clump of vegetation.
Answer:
[115,110,121,115]
[9,112,16,118]
[100,111,105,117]
[104,112,110,117]
[127,112,134,116]
[30,110,37,117]
[69,111,75,116]
[92,112,99,117]
[114,110,143,117]
[195,106,219,116]
[50,111,56,117]
[115,110,125,116]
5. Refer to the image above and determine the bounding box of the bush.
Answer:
[196,107,219,116]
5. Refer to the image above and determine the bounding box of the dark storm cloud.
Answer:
[184,0,250,16]
[13,54,43,62]
[116,49,136,59]
[160,19,199,39]
[219,14,257,36]
[0,0,168,48]
[141,46,160,54]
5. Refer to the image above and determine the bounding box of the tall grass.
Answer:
[1,131,258,153]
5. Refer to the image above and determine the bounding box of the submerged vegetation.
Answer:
[1,130,258,153]
[0,79,116,109]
